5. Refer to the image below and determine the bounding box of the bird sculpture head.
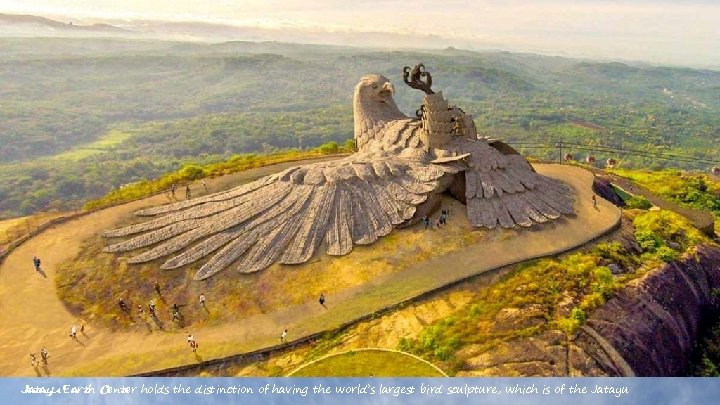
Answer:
[353,74,407,150]
[354,74,395,104]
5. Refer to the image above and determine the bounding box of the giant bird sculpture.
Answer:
[103,64,574,280]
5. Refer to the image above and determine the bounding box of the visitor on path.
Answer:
[30,353,37,368]
[119,299,129,313]
[40,347,49,365]
[137,305,144,318]
[201,179,208,192]
[186,185,191,200]
[33,256,41,271]
[199,293,206,308]
[319,293,326,307]
[70,325,77,339]
[80,320,86,333]
[592,194,597,209]
[187,334,197,352]
[423,215,430,229]
[149,299,156,317]
[171,183,176,196]
[435,217,442,228]
[280,329,288,343]
[154,281,161,296]
[172,303,181,322]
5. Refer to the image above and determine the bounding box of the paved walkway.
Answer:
[0,163,620,376]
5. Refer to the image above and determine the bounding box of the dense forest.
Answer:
[1,38,719,217]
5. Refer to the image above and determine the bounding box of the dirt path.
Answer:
[595,170,715,236]
[0,162,620,376]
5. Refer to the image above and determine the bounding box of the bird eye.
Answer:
[372,84,378,89]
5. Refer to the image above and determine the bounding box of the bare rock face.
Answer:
[592,177,625,207]
[456,245,720,377]
[457,330,567,377]
[574,245,720,376]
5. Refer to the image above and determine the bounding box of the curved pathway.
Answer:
[286,348,448,377]
[0,163,620,376]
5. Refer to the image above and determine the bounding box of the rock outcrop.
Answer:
[572,245,720,376]
[592,177,624,207]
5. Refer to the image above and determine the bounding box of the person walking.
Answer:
[137,305,144,319]
[119,299,129,313]
[185,185,191,200]
[70,325,77,339]
[171,183,176,196]
[187,334,197,352]
[319,293,326,307]
[149,299,156,317]
[154,281,161,296]
[80,319,86,333]
[199,293,206,309]
[32,256,41,271]
[172,303,181,322]
[201,178,208,192]
[30,353,37,368]
[280,329,288,343]
[592,194,597,209]
[40,347,49,365]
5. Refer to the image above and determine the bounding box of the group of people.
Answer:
[422,207,451,229]
[118,282,209,326]
[69,320,86,340]
[28,287,327,368]
[30,347,49,368]
[164,179,208,201]
[32,256,41,271]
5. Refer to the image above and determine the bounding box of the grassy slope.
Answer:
[611,168,720,231]
[49,130,133,162]
[0,211,69,250]
[289,350,444,377]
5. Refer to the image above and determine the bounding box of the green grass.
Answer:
[50,129,133,162]
[289,350,444,377]
[611,168,720,219]
[0,211,69,248]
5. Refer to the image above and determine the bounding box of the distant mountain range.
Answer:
[0,14,130,35]
[0,13,466,49]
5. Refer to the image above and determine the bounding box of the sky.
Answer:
[1,0,719,66]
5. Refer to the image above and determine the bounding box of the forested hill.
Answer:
[1,38,719,217]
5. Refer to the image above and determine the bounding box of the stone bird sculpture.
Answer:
[103,64,573,280]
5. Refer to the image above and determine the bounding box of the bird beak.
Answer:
[382,82,394,94]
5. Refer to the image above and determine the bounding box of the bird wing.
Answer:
[102,151,458,280]
[450,138,574,229]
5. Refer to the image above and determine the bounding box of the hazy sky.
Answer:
[2,0,719,66]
